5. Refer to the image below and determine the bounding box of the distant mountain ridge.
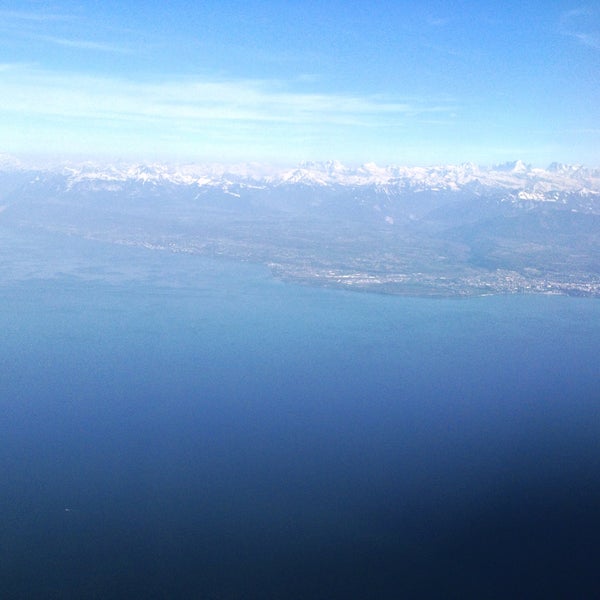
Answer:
[1,154,599,297]
[1,155,600,204]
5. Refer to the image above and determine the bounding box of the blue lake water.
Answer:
[1,234,600,598]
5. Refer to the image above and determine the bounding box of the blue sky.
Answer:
[0,1,599,165]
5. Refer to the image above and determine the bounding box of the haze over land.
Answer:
[1,156,599,297]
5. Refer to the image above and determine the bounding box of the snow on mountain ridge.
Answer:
[0,153,23,170]
[2,156,599,196]
[54,161,600,197]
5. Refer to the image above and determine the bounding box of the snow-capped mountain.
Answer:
[1,154,598,298]
[2,156,599,202]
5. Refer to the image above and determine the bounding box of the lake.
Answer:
[1,232,599,598]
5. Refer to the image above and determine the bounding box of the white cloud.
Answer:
[0,67,462,162]
[0,68,457,130]
[33,34,133,53]
[560,8,600,50]
[0,62,32,72]
[570,31,600,49]
[427,17,450,27]
[0,9,75,22]
[561,7,594,20]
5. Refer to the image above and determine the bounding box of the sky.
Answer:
[0,0,599,166]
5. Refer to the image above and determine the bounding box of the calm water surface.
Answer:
[1,235,599,598]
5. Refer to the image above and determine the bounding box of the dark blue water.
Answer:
[1,238,600,598]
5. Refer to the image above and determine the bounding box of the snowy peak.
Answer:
[270,160,600,197]
[493,159,530,173]
[1,155,599,199]
[0,153,24,170]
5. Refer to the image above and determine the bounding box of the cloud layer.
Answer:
[0,68,454,128]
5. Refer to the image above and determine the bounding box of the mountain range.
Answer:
[3,156,600,197]
[1,156,599,296]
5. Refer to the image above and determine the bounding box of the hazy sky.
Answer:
[1,1,599,165]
